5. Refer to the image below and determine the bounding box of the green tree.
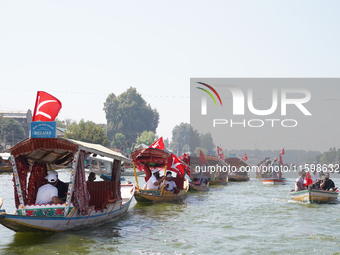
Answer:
[164,138,170,149]
[170,123,200,155]
[55,118,72,129]
[113,133,126,148]
[103,87,159,142]
[136,131,157,146]
[199,133,215,152]
[64,119,109,146]
[194,147,208,157]
[0,116,26,146]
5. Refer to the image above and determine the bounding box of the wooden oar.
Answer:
[132,161,140,191]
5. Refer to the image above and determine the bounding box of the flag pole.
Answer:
[160,158,168,195]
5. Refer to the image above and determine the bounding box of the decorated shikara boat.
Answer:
[289,188,338,203]
[225,158,250,182]
[132,148,189,202]
[0,138,134,232]
[262,178,286,185]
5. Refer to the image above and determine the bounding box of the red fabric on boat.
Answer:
[87,181,116,210]
[73,151,89,215]
[27,162,48,205]
[10,138,78,157]
[13,155,29,208]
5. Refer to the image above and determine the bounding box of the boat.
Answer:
[189,182,209,191]
[0,153,13,173]
[189,154,227,186]
[131,148,189,202]
[228,172,250,182]
[0,137,135,232]
[262,178,286,185]
[225,158,250,182]
[289,187,338,203]
[261,158,286,185]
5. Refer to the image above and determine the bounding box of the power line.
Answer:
[0,88,190,98]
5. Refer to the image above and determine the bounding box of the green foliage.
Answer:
[316,147,340,164]
[64,119,109,146]
[103,87,159,142]
[0,116,25,146]
[55,118,72,129]
[199,133,215,152]
[194,147,207,156]
[136,131,157,146]
[164,138,169,149]
[170,123,200,155]
[113,133,126,148]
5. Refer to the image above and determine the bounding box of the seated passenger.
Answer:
[311,169,320,189]
[88,172,96,182]
[35,173,64,204]
[146,169,165,190]
[48,170,68,202]
[294,170,306,191]
[320,173,337,192]
[164,171,180,193]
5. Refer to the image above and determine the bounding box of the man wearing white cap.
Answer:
[35,172,64,205]
[164,171,179,193]
[146,169,165,190]
[48,170,68,202]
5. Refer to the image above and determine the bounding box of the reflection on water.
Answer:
[1,171,340,254]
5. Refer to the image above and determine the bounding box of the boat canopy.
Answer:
[10,138,130,167]
[131,148,170,179]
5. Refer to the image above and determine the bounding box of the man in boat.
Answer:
[311,169,321,189]
[35,172,65,205]
[0,197,3,209]
[320,173,337,192]
[164,171,180,194]
[295,170,306,191]
[49,170,68,202]
[146,169,165,190]
[88,172,96,182]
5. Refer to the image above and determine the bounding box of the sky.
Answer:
[1,1,340,152]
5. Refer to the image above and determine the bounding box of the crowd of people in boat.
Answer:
[145,169,180,193]
[295,169,337,192]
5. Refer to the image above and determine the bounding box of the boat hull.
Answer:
[262,178,286,185]
[134,179,189,202]
[0,184,135,232]
[289,189,338,203]
[228,175,250,182]
[0,166,13,173]
[189,183,209,191]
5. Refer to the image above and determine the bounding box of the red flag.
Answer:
[32,91,62,122]
[217,146,225,161]
[280,148,285,155]
[241,153,248,161]
[149,137,165,150]
[182,153,190,165]
[199,150,208,166]
[303,171,313,186]
[279,155,283,164]
[167,153,185,177]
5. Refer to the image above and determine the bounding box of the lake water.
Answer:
[1,170,340,255]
